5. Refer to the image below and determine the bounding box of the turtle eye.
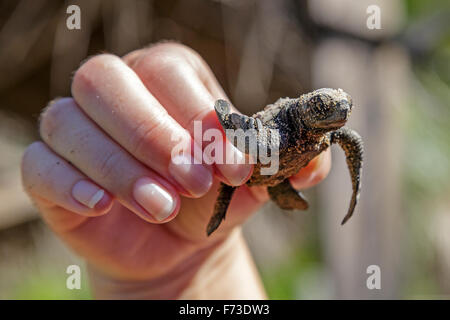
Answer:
[311,96,329,117]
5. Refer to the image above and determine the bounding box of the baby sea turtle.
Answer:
[207,88,363,236]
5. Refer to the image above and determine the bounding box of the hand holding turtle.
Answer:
[21,43,332,299]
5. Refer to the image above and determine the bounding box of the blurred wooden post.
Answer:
[0,112,37,230]
[311,0,408,298]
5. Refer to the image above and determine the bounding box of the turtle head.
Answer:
[300,88,353,131]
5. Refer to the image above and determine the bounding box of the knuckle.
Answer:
[97,150,123,182]
[153,42,198,56]
[21,141,46,191]
[136,52,181,77]
[130,117,171,158]
[134,42,202,77]
[150,41,196,58]
[39,98,75,142]
[130,122,158,157]
[72,53,120,94]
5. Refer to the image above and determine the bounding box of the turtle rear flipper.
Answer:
[268,179,309,210]
[330,127,364,224]
[206,183,236,236]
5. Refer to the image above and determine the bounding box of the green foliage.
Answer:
[404,0,450,20]
[404,69,450,202]
[10,269,92,300]
[261,240,322,300]
[400,2,450,296]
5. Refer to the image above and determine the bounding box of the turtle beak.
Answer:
[340,106,349,121]
[339,100,352,121]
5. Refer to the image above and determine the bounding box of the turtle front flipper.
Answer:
[214,99,271,156]
[215,99,254,131]
[330,127,364,224]
[214,99,233,128]
[206,182,237,236]
[268,179,309,210]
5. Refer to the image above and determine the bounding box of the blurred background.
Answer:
[0,0,449,299]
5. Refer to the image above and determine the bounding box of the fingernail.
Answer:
[133,177,175,221]
[72,180,105,209]
[216,142,253,186]
[168,154,213,197]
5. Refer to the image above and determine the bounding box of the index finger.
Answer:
[71,54,213,198]
[124,43,253,187]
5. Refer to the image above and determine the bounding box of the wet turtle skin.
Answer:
[207,88,364,236]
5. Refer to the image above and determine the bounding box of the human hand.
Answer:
[21,43,331,299]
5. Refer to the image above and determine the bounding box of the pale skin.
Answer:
[21,43,331,299]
